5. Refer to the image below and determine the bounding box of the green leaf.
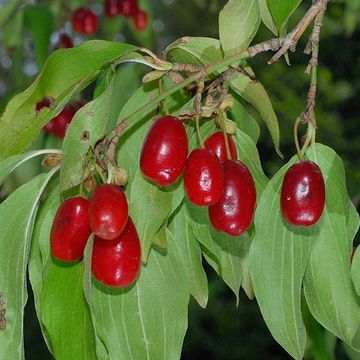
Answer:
[129,171,173,263]
[0,170,57,359]
[304,145,360,345]
[3,9,23,49]
[229,70,282,157]
[168,205,208,308]
[60,75,115,192]
[24,5,54,68]
[219,0,261,55]
[352,247,360,296]
[267,0,302,32]
[0,149,61,186]
[0,0,22,28]
[0,41,138,160]
[258,0,278,35]
[40,263,97,359]
[165,37,223,67]
[85,240,189,360]
[250,154,313,360]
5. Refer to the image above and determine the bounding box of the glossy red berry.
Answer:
[133,9,148,31]
[91,218,141,287]
[140,115,188,186]
[184,149,225,206]
[72,8,98,35]
[209,160,256,236]
[204,131,238,162]
[118,0,138,17]
[57,34,73,49]
[280,160,325,226]
[89,184,129,240]
[43,105,75,139]
[105,0,120,17]
[50,197,91,262]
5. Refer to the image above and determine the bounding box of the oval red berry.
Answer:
[184,148,225,206]
[204,131,238,162]
[91,218,141,287]
[140,115,188,186]
[43,105,75,139]
[209,159,256,236]
[89,184,129,240]
[72,8,98,35]
[50,197,91,262]
[280,160,325,226]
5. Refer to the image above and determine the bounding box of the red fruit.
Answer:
[91,218,141,287]
[105,0,120,17]
[71,100,85,113]
[140,115,188,186]
[43,105,75,139]
[351,246,356,264]
[118,0,138,17]
[50,197,91,262]
[72,8,98,35]
[184,149,225,206]
[133,9,148,31]
[57,34,73,49]
[280,160,325,226]
[209,160,256,236]
[204,131,238,162]
[89,184,129,240]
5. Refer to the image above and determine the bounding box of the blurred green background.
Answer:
[1,0,359,359]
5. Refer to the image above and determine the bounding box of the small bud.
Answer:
[142,70,165,83]
[167,71,185,84]
[83,174,97,193]
[113,167,128,186]
[42,154,61,168]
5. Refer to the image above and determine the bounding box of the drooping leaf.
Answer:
[229,69,282,157]
[40,262,97,359]
[129,171,173,263]
[84,240,189,360]
[60,74,115,192]
[168,205,208,308]
[258,0,278,35]
[24,5,54,68]
[219,0,261,55]
[267,0,302,32]
[0,41,138,160]
[0,170,58,359]
[250,153,314,360]
[304,145,360,345]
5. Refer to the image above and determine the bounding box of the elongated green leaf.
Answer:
[0,0,21,27]
[3,9,23,49]
[267,0,302,32]
[219,0,261,55]
[129,171,173,263]
[0,170,57,359]
[250,154,314,360]
[258,0,278,35]
[165,37,223,67]
[304,145,360,344]
[24,5,54,68]
[229,70,282,157]
[85,242,189,360]
[0,149,61,186]
[0,41,137,160]
[168,205,208,308]
[60,75,115,192]
[40,263,97,359]
[352,247,360,296]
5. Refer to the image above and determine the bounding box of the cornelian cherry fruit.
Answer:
[56,34,73,49]
[140,115,188,186]
[72,8,98,35]
[209,160,256,236]
[118,0,138,17]
[280,160,325,226]
[89,184,129,240]
[204,131,238,162]
[105,0,120,17]
[91,218,141,287]
[43,105,75,139]
[184,149,225,206]
[50,197,91,262]
[134,9,148,31]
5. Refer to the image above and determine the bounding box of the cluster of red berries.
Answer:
[50,184,141,288]
[36,100,84,139]
[104,0,148,31]
[140,115,257,236]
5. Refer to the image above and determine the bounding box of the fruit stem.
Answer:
[309,122,319,164]
[195,116,204,148]
[159,78,169,115]
[294,117,304,161]
[95,164,107,184]
[219,112,231,160]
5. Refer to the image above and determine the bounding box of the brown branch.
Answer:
[268,0,329,64]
